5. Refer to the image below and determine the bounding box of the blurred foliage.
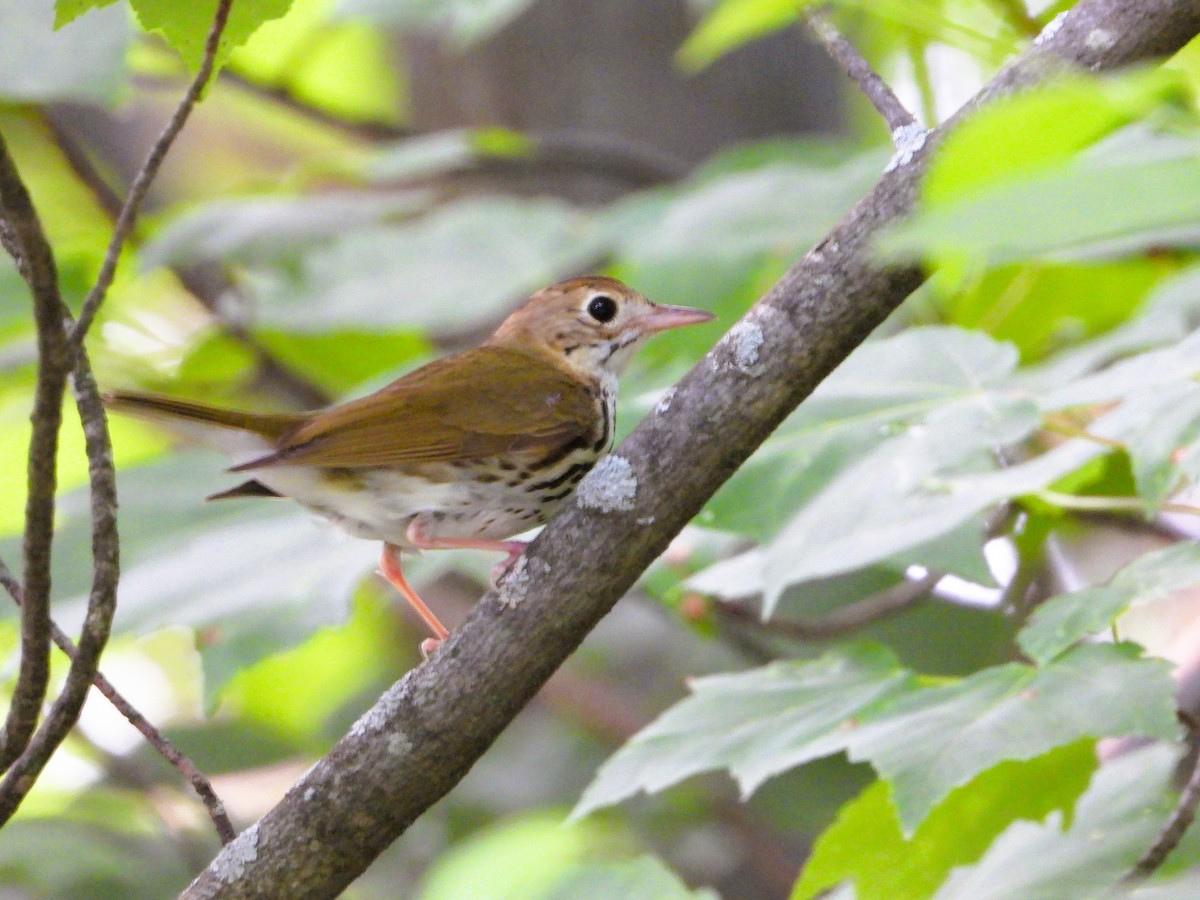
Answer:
[2,0,1200,897]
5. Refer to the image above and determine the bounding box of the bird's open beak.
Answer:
[639,303,716,334]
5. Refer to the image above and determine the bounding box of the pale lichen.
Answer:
[211,822,260,883]
[655,386,676,415]
[576,455,638,513]
[1034,11,1067,45]
[884,122,928,174]
[716,321,766,376]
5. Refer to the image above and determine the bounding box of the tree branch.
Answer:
[714,571,943,640]
[0,0,234,824]
[805,10,918,132]
[69,0,234,347]
[1126,742,1200,879]
[0,130,68,772]
[184,1,1200,894]
[0,557,234,844]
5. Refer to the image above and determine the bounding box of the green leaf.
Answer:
[702,325,1023,543]
[933,744,1181,899]
[881,127,1200,266]
[539,857,719,900]
[1019,543,1200,665]
[415,813,624,900]
[368,128,534,181]
[335,0,538,46]
[572,644,915,820]
[576,643,1177,835]
[793,740,1099,900]
[934,259,1167,362]
[229,0,403,126]
[678,0,813,71]
[923,71,1185,207]
[254,328,432,396]
[1040,328,1200,410]
[37,453,379,701]
[1114,382,1200,503]
[840,644,1178,834]
[759,395,1041,611]
[0,0,129,102]
[55,0,119,27]
[142,192,430,268]
[130,0,294,71]
[248,196,605,332]
[218,590,401,743]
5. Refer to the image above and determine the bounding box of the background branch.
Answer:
[0,0,235,827]
[0,557,234,844]
[69,0,234,347]
[184,0,1200,894]
[0,131,69,772]
[714,570,943,640]
[805,10,918,131]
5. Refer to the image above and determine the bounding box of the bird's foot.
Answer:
[490,542,529,588]
[420,637,443,659]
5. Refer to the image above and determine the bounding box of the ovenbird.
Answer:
[105,276,712,653]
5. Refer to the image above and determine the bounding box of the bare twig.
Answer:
[186,2,1200,894]
[69,0,234,347]
[1126,745,1200,879]
[0,557,234,844]
[0,131,69,772]
[805,10,918,132]
[715,571,943,640]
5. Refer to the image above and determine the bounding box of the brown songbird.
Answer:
[105,276,713,654]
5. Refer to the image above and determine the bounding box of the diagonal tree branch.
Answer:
[184,0,1200,894]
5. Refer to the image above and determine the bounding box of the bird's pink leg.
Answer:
[379,543,449,657]
[405,520,527,586]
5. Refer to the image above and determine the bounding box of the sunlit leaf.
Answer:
[881,128,1200,266]
[923,71,1186,206]
[1019,543,1200,665]
[129,0,295,71]
[842,644,1176,834]
[793,741,1098,900]
[933,745,1182,899]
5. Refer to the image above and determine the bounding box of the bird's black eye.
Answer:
[587,295,618,323]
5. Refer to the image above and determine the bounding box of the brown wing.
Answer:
[235,346,597,470]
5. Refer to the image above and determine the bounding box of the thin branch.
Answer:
[715,571,943,640]
[185,1,1200,894]
[0,130,69,773]
[0,0,234,823]
[1126,745,1200,879]
[0,557,234,844]
[805,10,918,132]
[69,0,234,347]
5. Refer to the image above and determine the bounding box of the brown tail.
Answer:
[102,390,306,441]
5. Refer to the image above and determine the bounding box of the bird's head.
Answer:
[488,276,714,380]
